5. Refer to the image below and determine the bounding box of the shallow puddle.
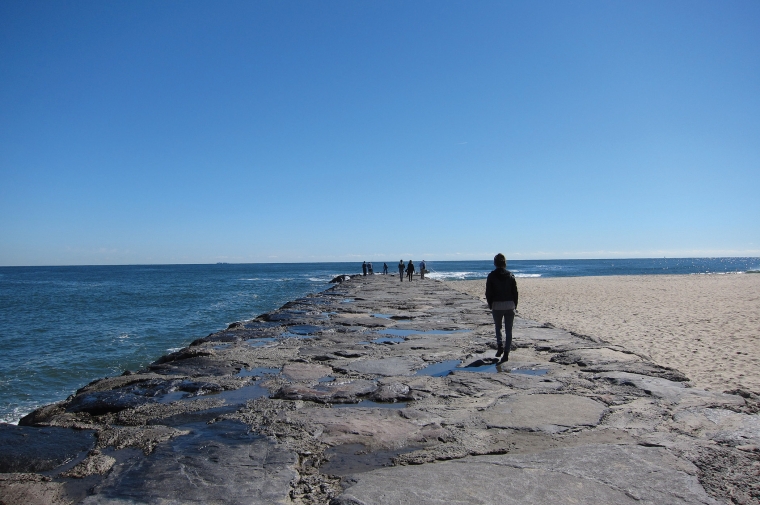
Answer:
[371,313,394,319]
[320,443,421,476]
[415,360,462,377]
[370,337,405,345]
[246,337,277,348]
[333,400,407,409]
[287,325,323,335]
[378,328,470,337]
[210,383,270,405]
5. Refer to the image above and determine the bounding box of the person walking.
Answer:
[420,260,426,280]
[398,260,405,281]
[362,261,367,276]
[383,263,388,275]
[406,260,415,281]
[485,253,518,363]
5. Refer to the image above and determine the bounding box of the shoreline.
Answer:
[445,273,760,395]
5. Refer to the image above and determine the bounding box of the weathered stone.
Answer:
[282,362,333,381]
[479,393,607,432]
[332,444,720,505]
[337,357,423,377]
[273,379,378,404]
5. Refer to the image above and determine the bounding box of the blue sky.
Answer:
[1,1,758,265]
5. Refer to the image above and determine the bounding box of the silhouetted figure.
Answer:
[362,261,367,276]
[485,253,519,363]
[398,260,404,281]
[420,260,427,280]
[383,263,388,275]
[406,260,415,281]
[368,262,373,275]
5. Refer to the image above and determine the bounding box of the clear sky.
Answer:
[1,1,758,266]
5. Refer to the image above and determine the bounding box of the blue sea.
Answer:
[1,258,758,424]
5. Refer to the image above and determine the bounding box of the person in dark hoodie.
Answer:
[485,253,519,362]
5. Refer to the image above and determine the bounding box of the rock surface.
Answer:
[1,275,758,505]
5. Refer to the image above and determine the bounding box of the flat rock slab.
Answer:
[282,362,333,381]
[332,444,720,505]
[0,425,95,473]
[337,357,422,376]
[479,394,607,432]
[82,420,296,505]
[273,379,378,403]
[551,347,641,367]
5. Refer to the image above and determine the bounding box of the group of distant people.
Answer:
[362,260,427,280]
[396,259,426,281]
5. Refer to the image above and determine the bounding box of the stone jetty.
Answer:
[1,275,758,504]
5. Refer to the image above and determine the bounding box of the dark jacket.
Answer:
[485,268,518,309]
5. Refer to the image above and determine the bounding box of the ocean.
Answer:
[1,257,758,424]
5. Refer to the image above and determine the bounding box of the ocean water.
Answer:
[1,258,758,424]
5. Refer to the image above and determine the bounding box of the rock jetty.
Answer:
[1,275,758,504]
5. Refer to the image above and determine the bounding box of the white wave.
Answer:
[308,277,331,282]
[166,347,182,353]
[514,273,541,278]
[427,271,487,281]
[240,278,262,281]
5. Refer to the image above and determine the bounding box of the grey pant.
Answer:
[492,309,515,351]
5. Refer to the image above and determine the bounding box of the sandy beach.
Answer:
[446,273,760,395]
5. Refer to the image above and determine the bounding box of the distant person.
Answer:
[368,262,373,275]
[420,260,426,280]
[398,260,405,281]
[362,261,367,276]
[406,260,415,281]
[485,253,518,363]
[383,263,388,275]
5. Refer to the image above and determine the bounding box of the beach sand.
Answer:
[445,274,760,395]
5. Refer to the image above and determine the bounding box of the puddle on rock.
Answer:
[246,337,277,348]
[210,383,270,405]
[318,376,335,383]
[378,328,471,337]
[287,325,323,335]
[371,314,394,319]
[370,337,405,345]
[415,360,462,377]
[340,299,355,303]
[158,382,271,405]
[333,400,407,409]
[320,443,422,476]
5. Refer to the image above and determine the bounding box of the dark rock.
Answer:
[0,424,95,473]
[65,390,155,416]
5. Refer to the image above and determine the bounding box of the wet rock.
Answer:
[65,390,155,416]
[81,420,297,505]
[0,425,95,473]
